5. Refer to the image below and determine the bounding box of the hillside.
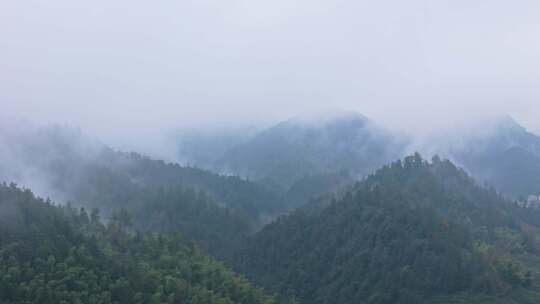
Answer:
[0,182,288,304]
[0,124,282,256]
[437,116,540,198]
[175,126,259,169]
[281,170,354,210]
[216,112,407,189]
[234,154,540,304]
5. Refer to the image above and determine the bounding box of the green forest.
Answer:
[234,154,540,304]
[0,182,290,304]
[3,124,540,304]
[3,1,540,301]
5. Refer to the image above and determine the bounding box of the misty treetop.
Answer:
[0,124,286,256]
[0,124,283,217]
[214,112,407,189]
[173,113,540,201]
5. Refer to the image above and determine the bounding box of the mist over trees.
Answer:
[0,123,284,257]
[2,114,540,303]
[2,0,540,302]
[171,113,540,202]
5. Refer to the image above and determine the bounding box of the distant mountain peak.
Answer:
[492,115,525,133]
[286,110,369,127]
[216,110,406,189]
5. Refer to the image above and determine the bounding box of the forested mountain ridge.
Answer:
[175,113,540,202]
[428,116,540,199]
[0,124,282,216]
[234,154,540,304]
[0,124,282,256]
[175,126,260,169]
[214,112,407,190]
[280,170,354,210]
[0,182,290,304]
[93,149,283,217]
[4,117,540,304]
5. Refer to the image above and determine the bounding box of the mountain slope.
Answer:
[234,154,540,304]
[0,123,281,217]
[281,170,354,210]
[444,116,540,198]
[216,112,407,189]
[0,123,282,256]
[0,182,285,304]
[175,126,259,169]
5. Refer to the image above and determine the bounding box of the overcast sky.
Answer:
[2,0,540,141]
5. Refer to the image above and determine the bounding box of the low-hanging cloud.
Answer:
[1,0,539,153]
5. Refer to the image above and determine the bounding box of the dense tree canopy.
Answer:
[234,154,540,304]
[0,182,290,304]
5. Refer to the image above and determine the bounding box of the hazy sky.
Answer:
[2,0,540,139]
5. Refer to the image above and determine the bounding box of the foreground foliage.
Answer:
[0,183,284,304]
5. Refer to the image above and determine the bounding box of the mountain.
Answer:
[281,170,354,210]
[175,126,260,169]
[176,113,540,202]
[0,182,287,304]
[216,112,408,189]
[438,116,540,198]
[234,154,540,304]
[0,123,283,256]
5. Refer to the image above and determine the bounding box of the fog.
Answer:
[2,0,540,156]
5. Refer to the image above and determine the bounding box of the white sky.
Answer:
[2,0,540,140]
